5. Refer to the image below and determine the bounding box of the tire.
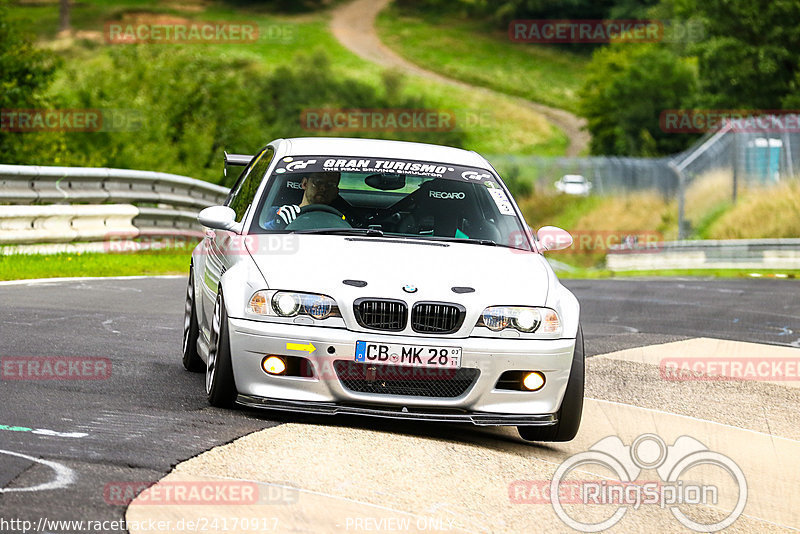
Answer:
[182,266,205,372]
[518,324,585,442]
[206,291,238,408]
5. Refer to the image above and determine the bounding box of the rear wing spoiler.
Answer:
[223,151,254,178]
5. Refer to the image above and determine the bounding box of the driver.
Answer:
[263,172,342,230]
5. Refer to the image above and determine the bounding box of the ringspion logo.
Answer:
[545,434,747,532]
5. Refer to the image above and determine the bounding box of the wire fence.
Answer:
[489,113,800,239]
[489,154,678,197]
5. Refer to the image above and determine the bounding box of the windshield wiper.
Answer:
[408,236,498,246]
[293,228,385,237]
[292,230,510,248]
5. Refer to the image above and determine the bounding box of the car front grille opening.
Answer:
[353,299,408,331]
[334,360,479,398]
[411,302,465,334]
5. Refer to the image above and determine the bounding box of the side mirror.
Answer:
[198,206,238,232]
[537,226,573,252]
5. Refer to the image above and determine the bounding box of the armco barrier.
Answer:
[0,205,139,245]
[607,238,800,271]
[0,164,231,251]
[0,164,229,208]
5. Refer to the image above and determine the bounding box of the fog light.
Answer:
[262,356,286,375]
[522,371,545,391]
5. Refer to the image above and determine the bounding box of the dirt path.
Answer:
[329,0,590,157]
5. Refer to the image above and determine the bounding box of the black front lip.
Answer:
[236,395,557,426]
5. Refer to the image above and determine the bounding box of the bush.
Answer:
[43,48,465,185]
[578,44,697,156]
[0,1,61,165]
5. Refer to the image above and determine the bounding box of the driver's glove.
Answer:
[276,205,301,226]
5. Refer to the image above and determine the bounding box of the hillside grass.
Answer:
[375,4,587,113]
[9,0,566,159]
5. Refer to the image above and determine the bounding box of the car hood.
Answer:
[247,235,550,306]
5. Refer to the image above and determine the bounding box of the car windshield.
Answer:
[248,156,532,250]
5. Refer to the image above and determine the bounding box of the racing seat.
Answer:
[398,180,502,242]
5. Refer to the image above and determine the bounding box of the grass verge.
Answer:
[1,251,795,282]
[556,265,800,280]
[0,251,190,281]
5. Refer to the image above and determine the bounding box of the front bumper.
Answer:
[228,317,576,424]
[236,395,557,426]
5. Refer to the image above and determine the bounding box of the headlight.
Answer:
[248,290,340,320]
[274,292,302,317]
[476,306,561,335]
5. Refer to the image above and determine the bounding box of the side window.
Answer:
[228,147,274,222]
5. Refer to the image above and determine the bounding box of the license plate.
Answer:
[354,341,462,369]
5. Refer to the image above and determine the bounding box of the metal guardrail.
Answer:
[607,238,800,271]
[0,163,229,207]
[0,204,139,245]
[0,163,231,252]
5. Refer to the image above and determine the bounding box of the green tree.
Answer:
[53,48,466,184]
[578,44,696,156]
[679,0,800,109]
[394,0,659,26]
[0,1,60,164]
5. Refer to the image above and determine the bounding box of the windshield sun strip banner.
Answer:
[275,155,500,184]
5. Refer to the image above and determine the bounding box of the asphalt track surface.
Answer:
[0,276,798,532]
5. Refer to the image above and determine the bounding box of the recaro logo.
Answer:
[429,191,465,200]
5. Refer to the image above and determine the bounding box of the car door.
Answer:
[200,146,275,337]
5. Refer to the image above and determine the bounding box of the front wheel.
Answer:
[206,291,238,408]
[518,324,584,442]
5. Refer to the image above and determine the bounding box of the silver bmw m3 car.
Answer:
[183,137,583,442]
